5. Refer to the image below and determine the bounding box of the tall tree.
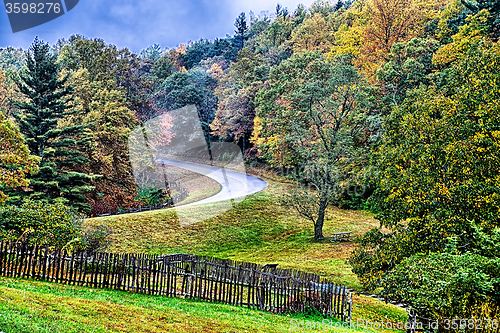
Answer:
[155,70,218,146]
[362,0,423,65]
[11,38,94,212]
[211,48,269,156]
[276,3,289,18]
[377,37,441,108]
[254,14,294,52]
[151,55,175,83]
[140,44,163,61]
[58,37,147,214]
[66,68,140,215]
[329,0,446,76]
[235,12,249,50]
[255,52,372,239]
[0,70,10,117]
[309,0,337,17]
[293,4,308,27]
[211,85,258,156]
[335,0,345,11]
[449,0,500,38]
[328,2,366,61]
[0,69,39,204]
[0,47,25,72]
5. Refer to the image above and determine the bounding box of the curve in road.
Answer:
[156,159,268,207]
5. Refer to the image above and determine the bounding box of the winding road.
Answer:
[156,159,268,207]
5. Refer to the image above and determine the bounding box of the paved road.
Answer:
[156,159,268,207]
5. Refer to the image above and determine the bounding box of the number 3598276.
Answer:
[5,3,61,14]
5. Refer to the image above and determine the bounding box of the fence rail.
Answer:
[0,242,352,322]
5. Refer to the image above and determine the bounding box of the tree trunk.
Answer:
[314,198,328,240]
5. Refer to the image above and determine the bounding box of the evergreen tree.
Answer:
[276,4,289,18]
[140,44,163,61]
[155,70,218,146]
[234,12,249,50]
[293,4,307,27]
[276,3,283,17]
[152,55,175,82]
[11,37,94,212]
[335,0,345,11]
[463,0,500,36]
[0,47,25,72]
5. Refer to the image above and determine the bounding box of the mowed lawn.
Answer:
[0,276,404,333]
[87,178,406,326]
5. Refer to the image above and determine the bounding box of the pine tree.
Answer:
[276,4,289,18]
[335,0,345,11]
[11,37,94,212]
[234,12,249,50]
[293,4,307,27]
[275,3,283,17]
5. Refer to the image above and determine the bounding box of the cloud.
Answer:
[0,0,316,52]
[231,0,313,14]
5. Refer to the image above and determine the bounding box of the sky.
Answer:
[0,0,316,53]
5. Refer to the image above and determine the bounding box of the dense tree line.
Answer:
[1,0,500,323]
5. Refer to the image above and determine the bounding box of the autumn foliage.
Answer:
[1,0,500,319]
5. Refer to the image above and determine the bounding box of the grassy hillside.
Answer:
[0,176,406,332]
[0,276,402,333]
[86,177,406,326]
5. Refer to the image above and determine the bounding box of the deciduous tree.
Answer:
[291,13,335,53]
[255,52,371,239]
[361,0,423,66]
[0,109,39,205]
[351,30,500,308]
[377,37,441,108]
[66,68,140,215]
[155,70,218,145]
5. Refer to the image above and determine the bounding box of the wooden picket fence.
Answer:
[0,242,352,322]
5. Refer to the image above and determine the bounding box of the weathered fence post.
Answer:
[348,292,353,325]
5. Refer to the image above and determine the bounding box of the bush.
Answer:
[0,201,82,248]
[0,201,113,253]
[381,249,500,328]
[137,187,169,206]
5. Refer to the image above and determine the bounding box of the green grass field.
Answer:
[0,173,406,332]
[86,177,406,327]
[0,277,404,333]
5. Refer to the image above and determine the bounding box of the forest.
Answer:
[1,0,500,327]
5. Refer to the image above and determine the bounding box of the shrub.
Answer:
[0,201,82,248]
[381,249,500,328]
[137,187,169,206]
